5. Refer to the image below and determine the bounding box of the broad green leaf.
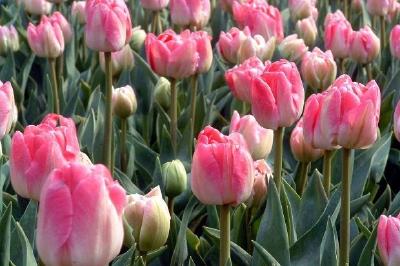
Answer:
[0,204,12,266]
[112,247,134,266]
[13,220,37,266]
[19,200,37,246]
[357,224,378,266]
[320,217,338,266]
[252,241,280,266]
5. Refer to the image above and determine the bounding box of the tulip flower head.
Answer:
[367,0,391,16]
[170,0,211,29]
[0,81,17,140]
[72,1,87,24]
[21,0,52,15]
[390,25,400,59]
[324,10,353,59]
[296,16,318,47]
[349,26,380,65]
[246,159,272,208]
[279,34,309,62]
[288,0,318,21]
[377,215,400,266]
[0,25,19,54]
[49,11,73,43]
[140,0,169,11]
[112,85,137,118]
[394,99,400,142]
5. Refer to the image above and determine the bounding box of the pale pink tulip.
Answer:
[288,0,317,21]
[246,159,272,208]
[49,12,73,43]
[170,0,211,29]
[324,10,353,59]
[238,34,276,63]
[0,81,17,139]
[377,215,400,266]
[191,31,213,73]
[394,100,400,142]
[349,26,380,64]
[72,1,87,24]
[367,0,391,16]
[216,27,248,64]
[296,16,318,47]
[278,34,309,62]
[0,25,19,54]
[140,0,169,10]
[390,25,400,59]
[21,0,52,15]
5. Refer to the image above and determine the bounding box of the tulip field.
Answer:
[2,0,400,265]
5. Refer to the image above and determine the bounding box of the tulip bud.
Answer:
[0,25,19,54]
[289,0,317,21]
[112,85,137,119]
[238,35,276,63]
[324,10,353,59]
[0,81,17,140]
[170,0,211,29]
[100,44,135,76]
[8,26,19,52]
[154,77,171,109]
[290,119,324,162]
[377,215,400,266]
[72,1,86,24]
[349,26,380,65]
[124,187,171,252]
[217,27,249,64]
[296,16,318,47]
[162,160,187,197]
[390,25,400,59]
[131,26,147,51]
[279,34,308,62]
[21,0,52,15]
[140,0,169,11]
[246,159,272,209]
[394,100,400,142]
[367,0,391,16]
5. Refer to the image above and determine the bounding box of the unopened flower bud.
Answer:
[131,26,147,51]
[279,34,308,62]
[112,85,137,119]
[296,17,318,47]
[154,77,171,109]
[162,160,187,198]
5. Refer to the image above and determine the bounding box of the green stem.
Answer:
[340,58,346,75]
[168,197,174,215]
[141,251,147,266]
[103,52,113,172]
[339,148,352,266]
[344,0,349,19]
[297,162,310,196]
[190,75,198,155]
[49,58,60,114]
[170,79,178,156]
[273,127,284,193]
[220,205,230,266]
[157,11,163,34]
[56,53,64,91]
[323,150,333,197]
[365,64,373,80]
[380,16,386,50]
[120,118,127,173]
[151,11,159,34]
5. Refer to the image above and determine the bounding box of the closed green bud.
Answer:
[162,159,187,198]
[154,77,171,109]
[112,85,137,119]
[130,26,146,51]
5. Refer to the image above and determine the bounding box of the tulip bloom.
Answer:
[278,34,309,62]
[191,31,213,74]
[0,25,19,54]
[191,126,254,205]
[377,215,400,266]
[27,16,65,58]
[301,48,337,90]
[140,0,169,10]
[367,0,391,16]
[237,34,276,64]
[170,0,211,29]
[21,0,52,15]
[145,29,199,79]
[324,10,353,59]
[288,0,317,21]
[100,44,134,76]
[230,111,273,160]
[112,85,137,118]
[251,59,305,130]
[394,100,400,142]
[303,75,381,150]
[225,56,265,102]
[246,159,272,208]
[49,12,73,43]
[0,81,17,140]
[37,163,126,266]
[72,1,87,24]
[85,0,132,52]
[349,26,380,65]
[10,114,80,200]
[296,16,318,47]
[390,25,400,59]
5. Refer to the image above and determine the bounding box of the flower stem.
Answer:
[170,79,178,156]
[297,162,310,196]
[120,118,127,172]
[220,204,230,266]
[273,127,284,193]
[365,64,373,80]
[380,16,386,50]
[339,148,352,266]
[168,197,174,215]
[344,0,349,19]
[151,11,159,34]
[103,52,113,172]
[190,74,198,155]
[49,58,60,114]
[323,150,333,197]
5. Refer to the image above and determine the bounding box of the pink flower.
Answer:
[377,215,400,266]
[145,29,199,79]
[386,1,400,22]
[367,0,391,16]
[301,47,337,90]
[246,159,272,208]
[225,56,265,102]
[349,26,380,64]
[21,0,52,15]
[303,75,381,150]
[324,10,353,59]
[191,31,213,73]
[85,0,132,52]
[390,25,400,59]
[296,16,318,47]
[0,25,19,54]
[170,0,211,29]
[230,110,273,160]
[232,1,284,42]
[10,114,80,201]
[288,0,317,21]
[237,33,276,63]
[99,44,134,76]
[27,16,64,58]
[278,34,309,62]
[251,59,305,130]
[216,27,248,64]
[394,100,400,142]
[290,118,324,162]
[191,126,254,205]
[0,81,17,139]
[72,1,86,24]
[49,12,73,43]
[140,0,169,11]
[37,163,126,266]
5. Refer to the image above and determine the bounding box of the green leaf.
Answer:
[113,168,142,194]
[252,241,281,266]
[112,247,134,266]
[19,200,38,246]
[13,221,37,266]
[357,224,378,266]
[0,204,12,266]
[320,217,339,266]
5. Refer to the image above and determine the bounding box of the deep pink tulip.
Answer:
[85,0,132,52]
[367,0,391,16]
[191,126,254,205]
[232,0,284,42]
[230,110,273,160]
[0,81,17,140]
[390,25,400,59]
[49,12,73,43]
[191,31,213,74]
[27,16,64,58]
[10,114,80,201]
[170,0,211,29]
[145,29,198,79]
[251,59,305,130]
[21,0,52,15]
[394,100,400,142]
[37,163,126,266]
[72,1,86,24]
[349,26,380,64]
[140,0,169,11]
[225,56,265,102]
[324,10,353,59]
[377,215,400,266]
[303,75,381,150]
[288,0,317,21]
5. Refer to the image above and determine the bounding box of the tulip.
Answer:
[232,0,284,42]
[0,25,19,54]
[100,44,135,77]
[131,26,147,51]
[367,0,391,16]
[230,111,273,160]
[0,81,17,140]
[170,0,211,29]
[49,12,73,43]
[324,10,353,59]
[301,48,337,91]
[154,77,171,109]
[288,0,317,21]
[296,16,318,47]
[140,0,169,10]
[85,0,132,52]
[21,0,52,15]
[27,16,65,58]
[10,114,80,201]
[279,34,309,62]
[216,27,249,64]
[386,1,400,22]
[225,56,265,103]
[378,215,400,266]
[390,25,400,59]
[246,159,272,209]
[191,31,213,74]
[162,160,187,198]
[72,1,86,24]
[124,186,170,252]
[349,26,380,65]
[238,35,276,63]
[37,163,126,266]
[112,85,137,118]
[394,100,400,142]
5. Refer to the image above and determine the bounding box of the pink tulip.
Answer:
[377,215,400,266]
[390,25,400,59]
[140,0,169,11]
[170,0,211,29]
[10,114,80,201]
[301,48,337,90]
[324,10,353,59]
[303,75,381,150]
[191,31,213,74]
[394,100,400,142]
[27,16,64,58]
[85,0,132,52]
[0,25,19,54]
[246,159,272,208]
[216,27,248,64]
[367,0,391,16]
[251,59,305,130]
[349,26,380,64]
[191,126,254,205]
[49,12,73,43]
[386,1,400,22]
[237,34,276,63]
[278,34,309,62]
[290,118,324,162]
[0,81,17,140]
[145,29,198,79]
[232,0,284,42]
[99,44,134,76]
[37,163,126,266]
[296,16,318,47]
[21,0,52,15]
[288,0,317,21]
[230,111,273,160]
[72,1,87,24]
[225,56,265,102]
